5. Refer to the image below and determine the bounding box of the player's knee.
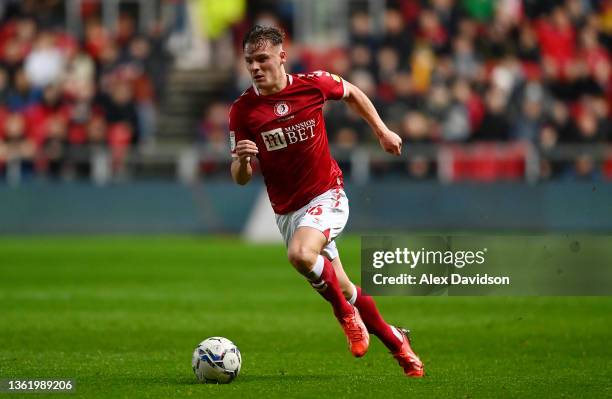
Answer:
[287,245,318,274]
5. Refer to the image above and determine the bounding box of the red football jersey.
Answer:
[229,71,348,214]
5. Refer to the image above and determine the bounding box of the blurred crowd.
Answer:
[0,0,171,180]
[202,0,611,181]
[1,0,610,182]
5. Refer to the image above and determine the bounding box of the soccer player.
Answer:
[229,25,424,377]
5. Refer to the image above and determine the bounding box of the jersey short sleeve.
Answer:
[309,71,348,101]
[228,102,250,157]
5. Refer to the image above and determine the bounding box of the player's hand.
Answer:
[235,140,259,163]
[377,129,402,156]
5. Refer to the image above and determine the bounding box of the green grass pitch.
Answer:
[1,236,611,398]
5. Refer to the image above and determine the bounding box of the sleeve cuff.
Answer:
[342,79,349,99]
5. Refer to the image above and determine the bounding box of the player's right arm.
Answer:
[231,140,258,185]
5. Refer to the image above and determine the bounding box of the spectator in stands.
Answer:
[97,42,121,90]
[13,17,37,51]
[375,46,400,98]
[85,114,107,148]
[63,49,96,98]
[430,0,459,36]
[406,155,434,180]
[516,24,541,62]
[24,31,65,88]
[26,83,69,147]
[116,13,136,49]
[1,36,28,79]
[41,114,69,178]
[511,98,544,142]
[417,8,448,54]
[425,84,450,138]
[84,18,111,62]
[384,7,414,63]
[0,67,9,103]
[474,88,510,141]
[536,6,576,78]
[198,101,230,175]
[441,79,471,142]
[67,79,98,132]
[350,44,374,75]
[0,112,34,177]
[199,101,229,149]
[385,71,420,122]
[537,124,562,180]
[123,36,157,144]
[333,127,359,150]
[452,35,480,80]
[548,100,577,142]
[349,11,374,48]
[538,125,559,151]
[401,111,432,143]
[100,79,139,145]
[566,153,601,180]
[331,69,376,143]
[144,21,172,100]
[6,68,41,111]
[71,114,108,179]
[575,109,607,143]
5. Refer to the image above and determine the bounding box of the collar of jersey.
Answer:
[253,74,293,96]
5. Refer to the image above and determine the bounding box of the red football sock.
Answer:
[310,256,353,320]
[354,285,403,352]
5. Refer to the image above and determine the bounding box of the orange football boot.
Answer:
[392,328,424,377]
[340,307,369,357]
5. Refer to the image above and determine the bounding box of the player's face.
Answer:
[244,41,286,91]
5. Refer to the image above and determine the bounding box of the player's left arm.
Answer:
[342,81,402,156]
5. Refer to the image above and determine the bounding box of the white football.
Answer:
[192,337,242,384]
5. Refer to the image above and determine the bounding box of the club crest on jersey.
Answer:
[274,101,290,117]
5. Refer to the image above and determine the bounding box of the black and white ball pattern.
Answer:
[192,337,242,384]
